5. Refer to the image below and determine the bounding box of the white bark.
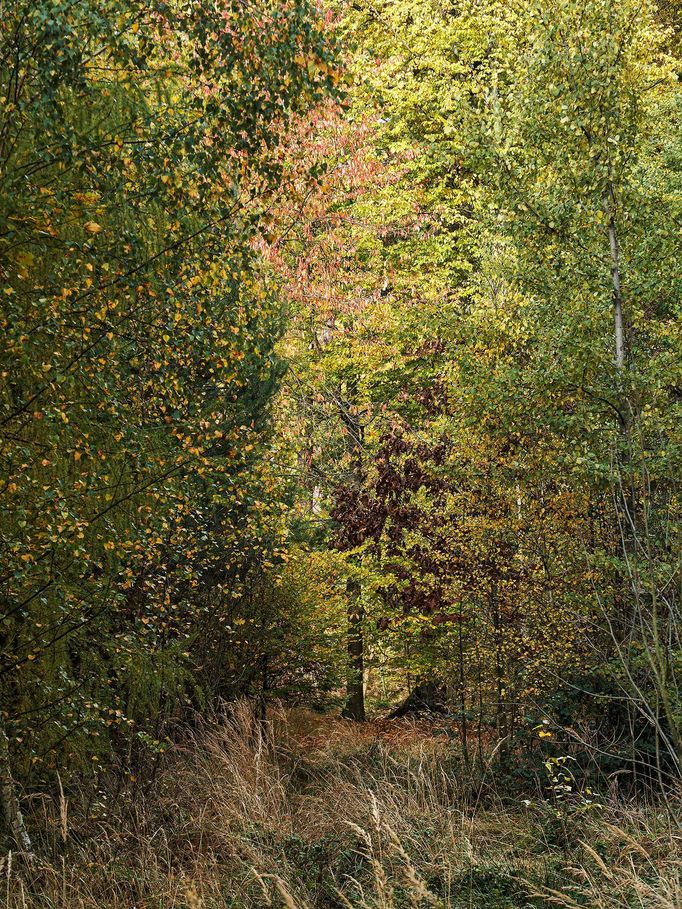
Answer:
[0,713,34,862]
[606,175,627,377]
[608,211,626,372]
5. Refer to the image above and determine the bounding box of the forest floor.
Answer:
[5,704,681,909]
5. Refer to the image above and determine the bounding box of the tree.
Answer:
[465,0,682,778]
[0,0,338,850]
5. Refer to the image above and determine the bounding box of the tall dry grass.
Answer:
[3,702,680,909]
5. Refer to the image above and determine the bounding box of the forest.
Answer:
[1,0,681,906]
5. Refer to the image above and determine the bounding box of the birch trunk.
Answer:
[0,712,34,862]
[608,209,626,374]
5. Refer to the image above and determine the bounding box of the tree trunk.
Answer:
[458,600,470,766]
[341,579,365,721]
[608,204,626,375]
[491,580,509,765]
[340,375,366,723]
[0,712,34,861]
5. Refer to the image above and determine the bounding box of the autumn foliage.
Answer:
[1,0,681,884]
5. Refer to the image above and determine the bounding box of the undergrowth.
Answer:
[3,704,680,909]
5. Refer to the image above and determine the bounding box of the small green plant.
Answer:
[543,755,604,817]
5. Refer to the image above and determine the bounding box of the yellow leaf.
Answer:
[16,251,34,267]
